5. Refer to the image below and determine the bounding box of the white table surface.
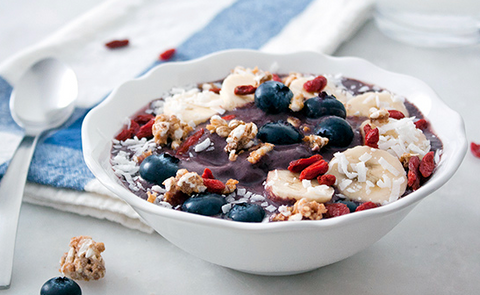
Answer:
[1,1,480,294]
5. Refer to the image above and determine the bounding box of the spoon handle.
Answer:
[0,135,38,289]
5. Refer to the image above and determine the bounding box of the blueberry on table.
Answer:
[139,153,179,185]
[304,92,346,119]
[254,81,293,114]
[315,116,354,147]
[40,277,81,295]
[257,121,303,145]
[181,193,226,216]
[227,203,265,222]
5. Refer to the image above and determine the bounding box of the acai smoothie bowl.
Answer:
[82,50,466,275]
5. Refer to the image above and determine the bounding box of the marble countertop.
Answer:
[1,1,480,294]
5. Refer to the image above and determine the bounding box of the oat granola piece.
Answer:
[134,149,152,164]
[303,135,329,152]
[271,198,327,221]
[224,122,258,161]
[289,92,305,112]
[60,236,105,281]
[369,108,390,124]
[163,169,207,197]
[152,114,194,149]
[147,191,157,203]
[223,179,239,194]
[247,143,274,164]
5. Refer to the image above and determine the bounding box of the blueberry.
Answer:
[139,153,179,185]
[315,116,354,147]
[227,203,265,222]
[254,81,293,114]
[40,277,81,295]
[181,193,226,216]
[336,200,358,212]
[304,92,346,119]
[257,121,303,145]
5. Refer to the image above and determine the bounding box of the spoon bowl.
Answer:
[0,58,78,289]
[10,58,77,135]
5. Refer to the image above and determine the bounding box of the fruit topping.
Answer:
[41,277,81,295]
[227,203,265,222]
[234,85,257,95]
[299,160,329,180]
[325,203,350,218]
[257,121,303,145]
[303,92,346,119]
[254,81,293,114]
[315,116,354,147]
[287,154,323,173]
[336,200,358,212]
[105,39,129,49]
[471,142,480,158]
[407,155,421,190]
[355,201,378,212]
[328,146,407,204]
[419,151,435,178]
[159,48,176,61]
[139,154,179,185]
[181,193,226,216]
[265,170,334,203]
[303,75,328,93]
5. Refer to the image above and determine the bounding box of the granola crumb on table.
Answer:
[60,236,106,281]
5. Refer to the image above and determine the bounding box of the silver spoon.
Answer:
[0,58,78,289]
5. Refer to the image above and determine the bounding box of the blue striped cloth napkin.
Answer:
[0,0,373,232]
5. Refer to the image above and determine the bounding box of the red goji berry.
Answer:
[299,160,329,180]
[105,39,129,49]
[133,113,155,125]
[202,168,215,179]
[234,85,256,95]
[203,178,225,193]
[176,128,205,155]
[471,142,480,158]
[317,174,336,186]
[325,203,350,218]
[272,74,281,82]
[363,123,372,135]
[303,76,327,93]
[115,119,139,141]
[387,110,405,119]
[135,119,154,139]
[419,151,435,178]
[221,114,236,121]
[407,156,420,190]
[365,127,379,148]
[414,119,428,130]
[355,201,378,212]
[209,87,221,94]
[159,48,176,61]
[287,154,323,173]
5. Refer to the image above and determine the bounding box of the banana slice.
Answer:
[327,146,407,204]
[265,169,334,203]
[220,73,256,111]
[361,117,431,159]
[163,88,224,125]
[346,92,409,117]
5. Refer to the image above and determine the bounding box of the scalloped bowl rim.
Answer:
[82,49,467,233]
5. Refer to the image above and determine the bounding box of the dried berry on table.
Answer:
[105,39,129,49]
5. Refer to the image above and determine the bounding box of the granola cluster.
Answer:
[271,198,327,221]
[152,114,194,149]
[163,169,207,205]
[303,134,329,152]
[247,143,274,164]
[60,236,105,281]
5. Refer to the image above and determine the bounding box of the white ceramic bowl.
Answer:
[82,49,467,275]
